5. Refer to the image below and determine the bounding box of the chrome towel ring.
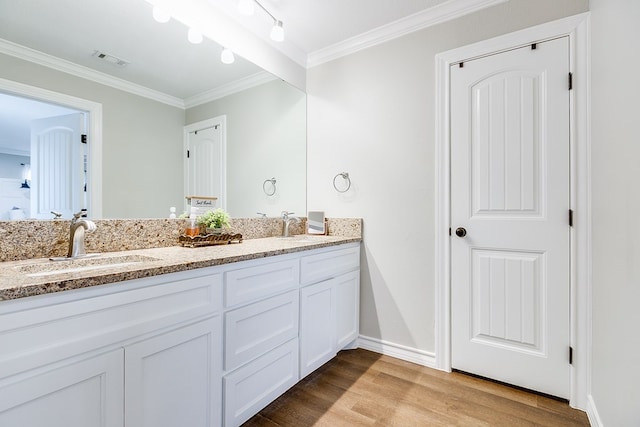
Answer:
[333,172,351,193]
[263,177,277,196]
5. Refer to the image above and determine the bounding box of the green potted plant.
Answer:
[196,208,230,234]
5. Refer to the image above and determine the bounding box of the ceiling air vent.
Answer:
[92,50,129,67]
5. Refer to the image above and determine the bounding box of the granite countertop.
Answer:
[0,235,360,302]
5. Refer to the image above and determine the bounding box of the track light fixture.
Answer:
[221,47,235,64]
[270,20,284,42]
[187,27,203,44]
[236,0,284,42]
[152,6,170,23]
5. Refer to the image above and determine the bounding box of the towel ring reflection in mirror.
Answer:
[263,177,277,196]
[333,172,351,193]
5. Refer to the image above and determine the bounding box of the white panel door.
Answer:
[186,120,226,210]
[30,113,84,219]
[451,38,570,398]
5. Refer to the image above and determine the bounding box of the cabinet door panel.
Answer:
[300,279,336,378]
[0,349,123,427]
[336,270,360,350]
[125,316,222,427]
[224,290,299,371]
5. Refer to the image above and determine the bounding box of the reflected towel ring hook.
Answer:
[263,177,277,196]
[333,172,351,193]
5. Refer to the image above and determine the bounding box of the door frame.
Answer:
[183,116,227,211]
[434,13,590,410]
[0,77,103,218]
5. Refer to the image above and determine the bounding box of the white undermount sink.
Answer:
[15,255,160,278]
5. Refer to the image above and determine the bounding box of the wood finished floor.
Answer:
[243,349,589,427]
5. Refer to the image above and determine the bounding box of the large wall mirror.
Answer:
[0,0,306,220]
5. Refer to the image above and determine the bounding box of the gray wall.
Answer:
[307,0,588,357]
[186,79,306,218]
[591,0,640,425]
[0,53,185,219]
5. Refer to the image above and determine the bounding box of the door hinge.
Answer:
[81,134,87,144]
[569,209,574,227]
[187,150,190,158]
[449,227,452,236]
[568,72,573,90]
[569,346,574,365]
[531,43,537,50]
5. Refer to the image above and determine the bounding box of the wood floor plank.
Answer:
[243,349,590,427]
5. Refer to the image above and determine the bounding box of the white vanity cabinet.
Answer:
[0,269,223,427]
[299,245,360,378]
[0,241,360,427]
[222,242,360,427]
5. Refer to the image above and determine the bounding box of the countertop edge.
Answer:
[0,236,361,302]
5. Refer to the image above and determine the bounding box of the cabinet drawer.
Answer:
[224,290,299,371]
[223,339,298,427]
[300,245,360,285]
[224,259,299,308]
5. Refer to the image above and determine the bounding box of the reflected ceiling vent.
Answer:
[92,50,129,67]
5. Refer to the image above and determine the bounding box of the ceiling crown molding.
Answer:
[0,38,185,109]
[184,71,277,108]
[307,0,509,68]
[0,145,29,156]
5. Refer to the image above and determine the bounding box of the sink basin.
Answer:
[15,255,160,278]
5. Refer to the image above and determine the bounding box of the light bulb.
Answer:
[237,0,254,15]
[152,6,171,23]
[221,48,235,64]
[270,20,284,42]
[188,28,203,44]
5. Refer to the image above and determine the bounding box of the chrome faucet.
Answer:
[67,209,97,258]
[281,211,300,237]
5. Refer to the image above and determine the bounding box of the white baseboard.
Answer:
[585,394,603,427]
[356,335,437,368]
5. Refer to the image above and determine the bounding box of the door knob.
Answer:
[455,227,467,237]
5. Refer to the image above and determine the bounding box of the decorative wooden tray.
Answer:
[178,233,243,247]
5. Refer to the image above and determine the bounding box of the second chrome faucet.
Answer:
[281,211,300,237]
